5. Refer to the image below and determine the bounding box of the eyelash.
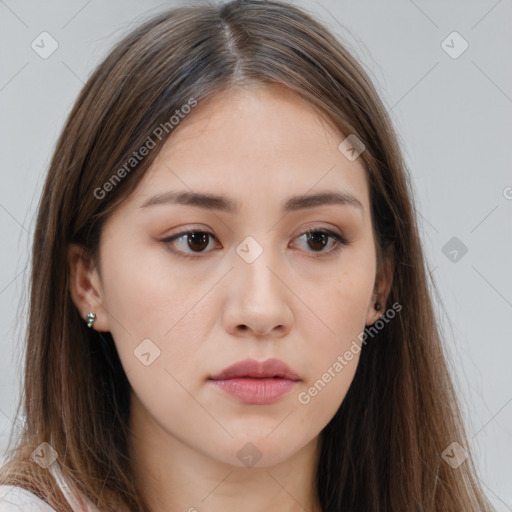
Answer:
[160,228,349,260]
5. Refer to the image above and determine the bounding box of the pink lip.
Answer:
[208,358,301,405]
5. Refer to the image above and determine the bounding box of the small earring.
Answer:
[86,312,96,328]
[374,302,381,311]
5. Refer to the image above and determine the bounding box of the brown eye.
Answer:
[306,231,329,251]
[186,232,210,252]
[161,230,219,259]
[293,229,349,256]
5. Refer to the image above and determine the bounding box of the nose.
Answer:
[222,247,294,339]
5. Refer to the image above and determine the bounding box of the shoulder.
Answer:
[0,485,56,511]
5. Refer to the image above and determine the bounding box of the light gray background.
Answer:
[1,0,511,509]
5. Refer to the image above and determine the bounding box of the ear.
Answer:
[67,243,110,332]
[366,242,394,326]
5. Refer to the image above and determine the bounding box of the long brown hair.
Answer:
[0,1,494,510]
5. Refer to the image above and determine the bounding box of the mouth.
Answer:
[209,358,301,381]
[208,358,301,405]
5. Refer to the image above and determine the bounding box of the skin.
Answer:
[68,84,393,512]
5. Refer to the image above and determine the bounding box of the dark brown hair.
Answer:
[0,1,494,510]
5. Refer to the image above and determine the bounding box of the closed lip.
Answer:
[209,358,301,381]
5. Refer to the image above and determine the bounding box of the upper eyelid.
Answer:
[164,220,345,236]
[163,226,344,241]
[162,227,347,256]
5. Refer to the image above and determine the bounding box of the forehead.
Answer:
[160,84,347,159]
[131,85,370,215]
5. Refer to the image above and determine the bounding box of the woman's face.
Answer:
[71,84,389,468]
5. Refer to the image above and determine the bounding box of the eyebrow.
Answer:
[139,190,364,214]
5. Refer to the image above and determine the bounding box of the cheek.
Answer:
[297,351,359,430]
[292,250,374,416]
[296,284,365,425]
[301,254,375,345]
[99,239,216,383]
[100,239,188,331]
